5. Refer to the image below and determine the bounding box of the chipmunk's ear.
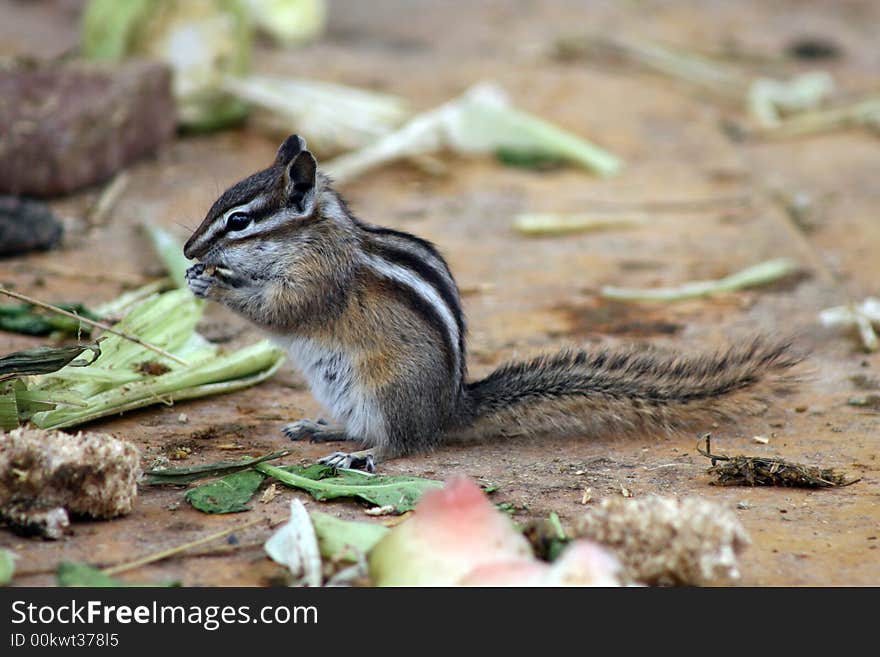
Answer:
[283,148,317,214]
[275,134,307,166]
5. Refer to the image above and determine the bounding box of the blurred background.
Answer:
[0,1,878,586]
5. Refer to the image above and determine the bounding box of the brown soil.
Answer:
[1,0,878,586]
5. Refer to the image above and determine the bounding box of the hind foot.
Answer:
[318,449,377,473]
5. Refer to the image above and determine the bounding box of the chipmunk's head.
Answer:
[183,134,320,264]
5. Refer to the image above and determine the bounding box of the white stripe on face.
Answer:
[360,252,461,374]
[188,196,268,255]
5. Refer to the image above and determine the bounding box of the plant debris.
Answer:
[0,427,140,539]
[221,74,409,156]
[56,562,177,587]
[575,495,750,586]
[849,374,880,391]
[553,33,837,132]
[242,0,326,47]
[0,549,15,585]
[256,462,443,514]
[134,360,172,376]
[185,469,266,514]
[847,395,880,411]
[522,513,568,562]
[512,212,647,236]
[309,511,388,563]
[819,298,880,352]
[752,95,880,140]
[600,258,801,302]
[0,342,101,386]
[264,499,322,587]
[4,288,284,430]
[325,82,622,182]
[698,435,859,488]
[144,449,291,485]
[82,0,251,131]
[0,286,185,365]
[0,303,103,337]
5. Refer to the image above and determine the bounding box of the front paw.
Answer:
[185,263,215,299]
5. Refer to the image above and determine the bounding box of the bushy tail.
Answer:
[461,337,802,440]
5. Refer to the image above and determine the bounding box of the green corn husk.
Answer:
[0,344,100,429]
[33,339,283,429]
[600,258,800,302]
[25,289,283,430]
[4,225,285,429]
[325,82,622,182]
[144,224,191,289]
[82,0,253,131]
[0,383,18,431]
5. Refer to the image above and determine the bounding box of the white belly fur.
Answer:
[272,335,387,447]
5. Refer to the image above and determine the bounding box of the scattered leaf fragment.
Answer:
[220,74,409,156]
[260,483,279,504]
[513,212,647,236]
[264,499,322,587]
[184,469,266,514]
[144,449,290,485]
[309,511,388,562]
[0,302,102,337]
[600,258,801,302]
[325,82,621,183]
[256,462,443,513]
[0,342,101,383]
[847,395,880,411]
[57,562,177,587]
[0,549,16,585]
[819,298,880,352]
[134,360,172,376]
[698,435,859,488]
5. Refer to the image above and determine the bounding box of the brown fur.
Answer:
[457,338,802,443]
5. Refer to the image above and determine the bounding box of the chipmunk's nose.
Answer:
[183,231,202,260]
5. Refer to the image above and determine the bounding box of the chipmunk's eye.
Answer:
[225,212,252,232]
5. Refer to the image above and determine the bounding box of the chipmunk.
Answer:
[184,135,800,472]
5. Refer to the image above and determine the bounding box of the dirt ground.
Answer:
[1,0,878,586]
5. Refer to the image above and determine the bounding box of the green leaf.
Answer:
[310,511,389,561]
[0,342,101,382]
[0,549,15,586]
[257,462,443,513]
[56,562,178,587]
[81,0,152,61]
[0,382,18,431]
[144,450,292,485]
[494,147,565,170]
[0,303,101,337]
[185,469,266,514]
[143,224,191,289]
